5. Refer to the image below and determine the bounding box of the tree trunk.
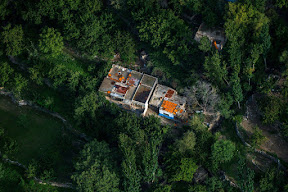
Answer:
[182,13,198,23]
[223,78,230,86]
[264,57,267,70]
[238,101,241,109]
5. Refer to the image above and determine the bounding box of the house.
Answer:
[99,64,157,115]
[194,23,227,50]
[99,65,187,121]
[149,84,186,120]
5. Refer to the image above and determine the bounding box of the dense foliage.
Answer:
[0,0,288,191]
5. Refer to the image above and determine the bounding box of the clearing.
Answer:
[0,95,79,182]
[241,95,288,163]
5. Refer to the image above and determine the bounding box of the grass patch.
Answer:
[45,52,88,76]
[27,84,74,118]
[220,119,244,147]
[0,161,73,192]
[0,95,77,182]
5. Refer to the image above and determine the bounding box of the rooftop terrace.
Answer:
[99,64,157,105]
[99,65,187,120]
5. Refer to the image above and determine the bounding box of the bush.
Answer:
[258,96,282,124]
[251,126,265,147]
[39,27,64,57]
[0,62,14,86]
[26,161,38,179]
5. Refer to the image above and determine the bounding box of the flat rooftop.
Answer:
[150,84,186,116]
[124,86,137,100]
[108,65,131,82]
[141,74,157,87]
[99,65,187,120]
[133,85,152,103]
[99,64,157,104]
[99,78,115,93]
[149,84,176,108]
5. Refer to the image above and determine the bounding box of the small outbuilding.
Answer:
[149,84,186,120]
[194,23,227,50]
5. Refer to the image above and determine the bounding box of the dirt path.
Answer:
[241,95,288,163]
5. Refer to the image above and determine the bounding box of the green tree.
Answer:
[204,51,228,87]
[170,158,198,182]
[280,50,288,99]
[0,0,9,20]
[211,140,235,169]
[276,0,288,8]
[114,112,141,137]
[21,180,58,192]
[119,134,141,192]
[218,93,234,119]
[80,0,102,14]
[114,31,136,63]
[260,24,271,69]
[39,27,64,57]
[68,71,81,92]
[141,137,162,184]
[0,62,14,86]
[137,10,191,65]
[40,169,55,182]
[153,185,172,192]
[0,163,4,179]
[189,185,207,192]
[237,157,254,192]
[258,168,284,192]
[75,12,116,57]
[225,2,269,98]
[28,66,43,85]
[205,176,233,192]
[198,36,211,53]
[73,160,119,192]
[26,161,38,179]
[140,117,164,184]
[3,138,18,156]
[1,24,24,56]
[71,140,120,192]
[189,115,215,167]
[176,131,196,154]
[74,91,107,129]
[261,95,282,124]
[284,184,288,192]
[231,74,243,109]
[13,74,28,97]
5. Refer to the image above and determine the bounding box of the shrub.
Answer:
[251,126,265,148]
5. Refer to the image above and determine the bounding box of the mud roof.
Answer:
[99,78,115,93]
[133,85,152,103]
[141,74,157,87]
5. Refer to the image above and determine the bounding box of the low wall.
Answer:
[235,122,287,172]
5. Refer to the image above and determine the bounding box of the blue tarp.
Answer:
[226,0,237,2]
[159,113,174,120]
